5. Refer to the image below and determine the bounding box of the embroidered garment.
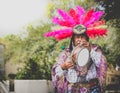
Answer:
[51,44,107,93]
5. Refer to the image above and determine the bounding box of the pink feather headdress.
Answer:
[44,6,107,40]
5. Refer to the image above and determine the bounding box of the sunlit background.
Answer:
[0,0,49,37]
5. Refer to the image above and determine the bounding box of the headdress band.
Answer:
[73,24,86,34]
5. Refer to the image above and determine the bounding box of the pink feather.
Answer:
[44,30,58,37]
[82,9,94,25]
[85,11,104,26]
[52,17,74,27]
[92,11,104,22]
[87,20,105,28]
[59,21,75,27]
[76,6,85,14]
[76,6,85,23]
[85,18,95,26]
[57,9,76,25]
[86,29,107,38]
[44,28,73,39]
[69,8,79,24]
[52,17,61,24]
[55,31,73,40]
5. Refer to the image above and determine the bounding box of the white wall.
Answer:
[14,80,54,93]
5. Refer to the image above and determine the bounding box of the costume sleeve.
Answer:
[90,46,107,91]
[51,51,68,87]
[98,54,107,92]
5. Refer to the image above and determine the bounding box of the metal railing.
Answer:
[0,81,9,93]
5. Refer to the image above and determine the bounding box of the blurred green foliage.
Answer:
[95,0,120,64]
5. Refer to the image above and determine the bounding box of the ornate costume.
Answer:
[44,5,107,93]
[51,44,107,93]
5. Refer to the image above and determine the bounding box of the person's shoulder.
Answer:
[59,48,70,56]
[91,44,102,52]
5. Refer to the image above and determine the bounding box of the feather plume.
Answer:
[76,6,85,23]
[76,6,85,14]
[52,17,61,24]
[87,20,105,28]
[92,11,104,22]
[52,17,74,27]
[86,29,107,38]
[44,6,107,40]
[69,8,79,24]
[82,9,94,25]
[55,31,73,40]
[57,9,76,25]
[88,25,107,30]
[44,28,73,40]
[85,11,104,26]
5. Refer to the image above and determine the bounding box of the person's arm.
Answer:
[51,51,68,87]
[98,54,107,91]
[91,46,107,92]
[51,50,74,87]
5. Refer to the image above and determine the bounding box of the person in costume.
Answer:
[45,6,107,93]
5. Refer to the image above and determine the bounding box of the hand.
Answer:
[61,61,74,70]
[99,78,106,87]
[98,77,106,92]
[81,41,89,47]
[72,54,76,63]
[80,67,88,76]
[82,41,91,51]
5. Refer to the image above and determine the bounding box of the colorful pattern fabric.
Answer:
[67,78,101,93]
[51,44,107,93]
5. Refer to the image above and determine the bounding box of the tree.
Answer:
[95,0,120,64]
[95,0,120,21]
[3,34,23,63]
[3,22,59,79]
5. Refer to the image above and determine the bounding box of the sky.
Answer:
[0,0,49,37]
